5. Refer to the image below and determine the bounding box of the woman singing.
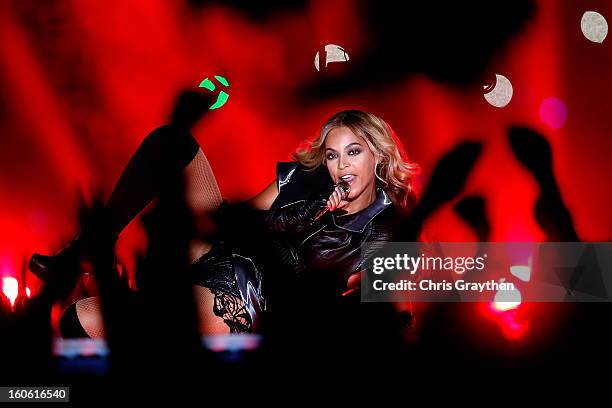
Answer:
[29,109,419,337]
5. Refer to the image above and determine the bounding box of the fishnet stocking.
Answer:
[75,297,105,339]
[183,149,224,262]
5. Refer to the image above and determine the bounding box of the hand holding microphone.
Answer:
[312,181,350,222]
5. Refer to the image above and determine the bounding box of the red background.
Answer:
[0,0,610,302]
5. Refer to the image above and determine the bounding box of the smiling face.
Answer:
[324,126,378,210]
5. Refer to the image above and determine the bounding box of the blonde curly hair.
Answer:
[293,110,420,212]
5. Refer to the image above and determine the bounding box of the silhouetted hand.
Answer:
[508,126,554,188]
[421,141,482,208]
[0,293,11,319]
[534,193,580,241]
[454,195,491,241]
[395,141,482,241]
[508,126,579,241]
[170,90,215,130]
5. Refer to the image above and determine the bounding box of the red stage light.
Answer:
[2,277,18,308]
[482,300,530,341]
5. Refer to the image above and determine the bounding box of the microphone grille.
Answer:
[336,181,350,199]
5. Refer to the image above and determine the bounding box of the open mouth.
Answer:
[339,174,356,184]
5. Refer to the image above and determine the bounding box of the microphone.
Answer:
[312,181,351,222]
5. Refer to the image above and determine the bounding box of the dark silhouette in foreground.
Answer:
[509,126,580,242]
[455,195,491,242]
[3,109,607,396]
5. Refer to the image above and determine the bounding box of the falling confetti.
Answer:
[581,11,608,43]
[314,44,350,71]
[509,265,531,282]
[483,74,513,108]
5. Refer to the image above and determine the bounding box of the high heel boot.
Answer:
[29,230,86,284]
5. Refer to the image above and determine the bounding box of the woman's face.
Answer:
[324,126,377,202]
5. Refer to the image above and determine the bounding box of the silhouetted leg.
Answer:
[106,125,199,236]
[106,124,224,261]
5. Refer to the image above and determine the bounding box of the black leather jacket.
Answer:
[191,161,402,330]
[262,161,400,298]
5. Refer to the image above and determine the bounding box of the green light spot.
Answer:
[198,78,215,91]
[215,75,229,87]
[209,91,229,110]
[198,75,230,110]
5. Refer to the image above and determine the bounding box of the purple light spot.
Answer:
[539,97,567,129]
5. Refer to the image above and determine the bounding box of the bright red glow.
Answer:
[497,309,530,341]
[481,300,530,341]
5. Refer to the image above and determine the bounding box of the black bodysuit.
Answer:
[190,161,401,332]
